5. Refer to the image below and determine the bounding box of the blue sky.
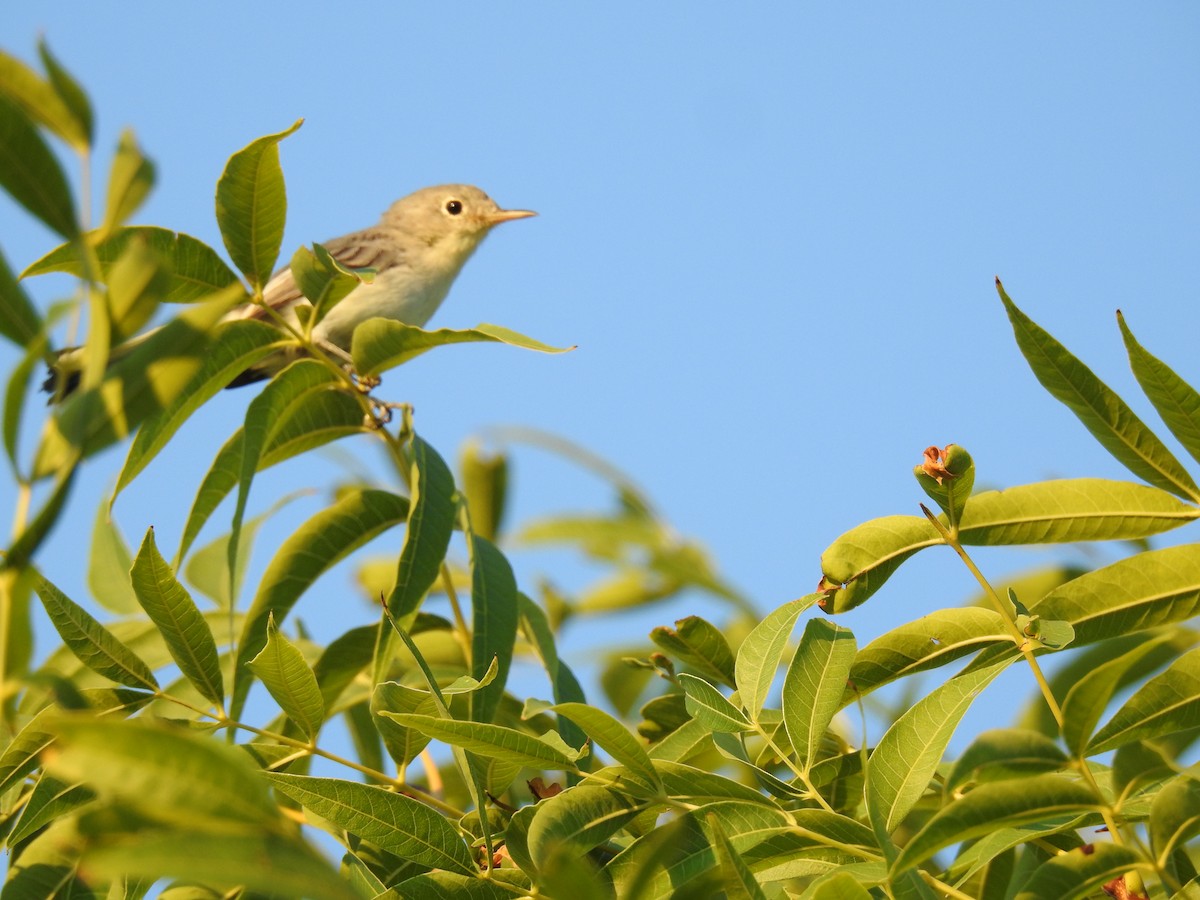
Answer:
[3,5,1199,736]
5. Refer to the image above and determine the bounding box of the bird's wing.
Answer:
[228,227,403,324]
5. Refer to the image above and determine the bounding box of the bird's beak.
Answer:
[487,208,537,226]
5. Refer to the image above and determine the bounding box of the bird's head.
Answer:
[383,184,535,258]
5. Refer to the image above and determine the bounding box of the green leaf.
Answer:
[130,526,224,706]
[0,45,89,148]
[807,872,875,900]
[1118,311,1200,468]
[0,93,77,237]
[215,120,302,291]
[734,594,819,722]
[290,242,374,323]
[998,280,1200,502]
[7,774,96,847]
[45,717,281,828]
[944,729,1069,794]
[105,235,170,343]
[82,831,357,900]
[379,713,584,769]
[25,226,243,303]
[531,701,660,789]
[393,872,525,899]
[230,488,410,718]
[518,593,589,749]
[848,607,1010,700]
[460,439,508,542]
[6,462,76,569]
[102,128,155,235]
[782,618,857,772]
[678,673,753,733]
[955,478,1196,544]
[227,359,340,602]
[265,772,476,875]
[818,515,940,612]
[386,434,457,620]
[371,680,437,768]
[1087,646,1200,754]
[526,783,641,868]
[468,531,518,724]
[866,658,1012,837]
[1032,543,1200,646]
[894,774,1099,873]
[707,812,769,900]
[247,613,324,739]
[651,615,737,688]
[0,244,43,348]
[1061,631,1183,756]
[34,575,158,690]
[113,320,284,501]
[36,40,93,146]
[1011,841,1143,900]
[351,319,574,378]
[86,501,139,614]
[32,286,243,478]
[1150,773,1200,862]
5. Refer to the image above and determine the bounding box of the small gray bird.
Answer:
[227,183,535,385]
[47,184,535,394]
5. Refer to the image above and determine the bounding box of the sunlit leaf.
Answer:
[467,531,518,724]
[102,129,156,235]
[678,673,753,733]
[247,613,324,739]
[25,227,243,303]
[0,44,89,148]
[1088,647,1200,754]
[734,594,818,723]
[215,120,302,291]
[999,280,1200,502]
[782,618,856,772]
[1010,841,1143,900]
[130,527,223,706]
[0,93,77,237]
[651,615,737,688]
[351,319,574,378]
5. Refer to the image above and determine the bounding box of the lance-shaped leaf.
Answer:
[372,680,438,768]
[707,813,769,900]
[518,594,588,750]
[651,615,737,688]
[46,717,281,828]
[114,320,286,503]
[32,286,243,478]
[678,673,753,733]
[1061,631,1184,756]
[6,462,76,569]
[999,280,1200,502]
[130,527,223,706]
[1032,543,1200,646]
[782,618,857,772]
[88,501,139,614]
[1087,647,1200,754]
[0,94,77,237]
[387,434,456,620]
[35,575,158,690]
[265,773,476,875]
[379,713,584,770]
[229,488,410,719]
[0,245,42,348]
[1119,310,1200,469]
[351,319,574,378]
[25,227,243,303]
[943,729,1069,794]
[528,700,660,789]
[734,594,818,722]
[247,613,324,739]
[216,120,302,291]
[83,831,357,900]
[0,45,89,149]
[291,242,374,323]
[102,129,155,235]
[468,531,518,724]
[847,607,1011,702]
[1150,774,1200,863]
[460,439,508,542]
[866,658,1012,837]
[105,236,170,344]
[1010,842,1144,900]
[227,359,341,602]
[820,480,1198,612]
[8,775,96,848]
[894,774,1100,874]
[525,783,641,869]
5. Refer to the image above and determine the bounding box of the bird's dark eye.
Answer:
[445,200,463,215]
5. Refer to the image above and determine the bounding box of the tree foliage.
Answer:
[2,42,1198,900]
